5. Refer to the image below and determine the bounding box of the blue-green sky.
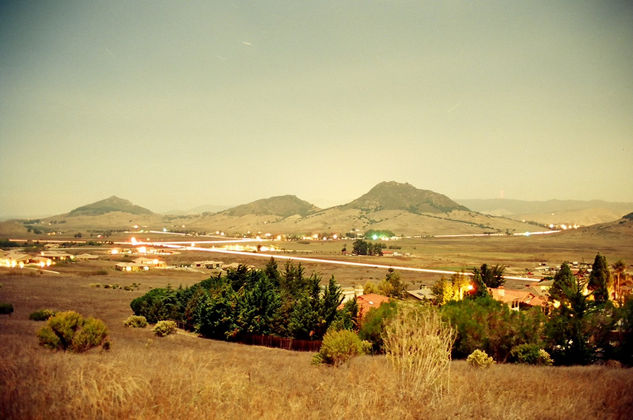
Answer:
[1,1,632,217]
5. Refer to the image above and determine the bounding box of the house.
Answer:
[356,294,390,319]
[340,285,365,303]
[1,251,30,268]
[489,287,547,310]
[133,257,167,268]
[193,260,223,269]
[407,287,434,301]
[115,262,150,272]
[40,250,73,261]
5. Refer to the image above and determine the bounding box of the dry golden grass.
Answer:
[1,269,633,419]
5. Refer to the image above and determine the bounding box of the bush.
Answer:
[29,309,57,321]
[467,349,495,368]
[358,302,398,353]
[153,320,177,337]
[37,311,110,352]
[313,329,370,366]
[0,303,14,315]
[123,315,148,328]
[383,304,455,397]
[510,344,553,365]
[441,297,545,362]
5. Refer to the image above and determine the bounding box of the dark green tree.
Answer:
[320,276,343,328]
[237,271,281,335]
[331,297,359,331]
[196,282,239,339]
[475,264,506,288]
[550,262,576,303]
[588,253,611,304]
[545,274,595,365]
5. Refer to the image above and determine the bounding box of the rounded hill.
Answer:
[222,195,319,218]
[68,196,153,216]
[341,181,468,214]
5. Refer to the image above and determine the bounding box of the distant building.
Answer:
[115,262,150,272]
[340,285,365,303]
[489,287,547,310]
[406,287,434,301]
[40,250,73,261]
[193,260,223,269]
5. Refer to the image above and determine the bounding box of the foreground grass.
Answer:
[2,329,632,420]
[1,272,633,419]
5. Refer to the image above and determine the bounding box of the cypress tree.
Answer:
[588,253,611,304]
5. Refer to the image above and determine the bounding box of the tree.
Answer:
[545,273,595,365]
[588,253,611,304]
[612,260,626,303]
[549,262,575,304]
[320,276,343,329]
[474,264,505,288]
[352,239,369,255]
[469,270,489,299]
[432,272,471,305]
[236,272,281,335]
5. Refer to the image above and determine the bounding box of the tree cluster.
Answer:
[130,259,347,341]
[352,239,385,256]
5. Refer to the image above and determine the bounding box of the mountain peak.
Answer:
[69,196,153,216]
[223,195,319,218]
[342,181,468,214]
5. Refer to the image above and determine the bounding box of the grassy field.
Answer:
[1,268,633,419]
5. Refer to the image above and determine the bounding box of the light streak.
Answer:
[139,241,541,282]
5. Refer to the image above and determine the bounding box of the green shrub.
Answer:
[441,297,545,362]
[358,301,398,353]
[0,303,14,315]
[510,344,553,365]
[467,349,495,368]
[29,309,57,321]
[124,315,148,328]
[313,329,370,366]
[153,320,177,337]
[71,317,109,352]
[37,310,109,352]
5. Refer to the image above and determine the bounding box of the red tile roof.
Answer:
[356,294,390,318]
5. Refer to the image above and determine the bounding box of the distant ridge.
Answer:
[341,181,468,214]
[69,196,153,216]
[222,195,319,218]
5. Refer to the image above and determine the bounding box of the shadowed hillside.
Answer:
[69,196,153,216]
[222,195,319,218]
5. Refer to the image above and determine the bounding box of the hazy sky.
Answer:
[1,1,632,217]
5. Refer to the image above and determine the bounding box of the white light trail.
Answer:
[141,241,541,282]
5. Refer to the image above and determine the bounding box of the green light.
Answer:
[372,234,378,240]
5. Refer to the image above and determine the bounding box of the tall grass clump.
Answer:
[312,329,370,366]
[383,304,455,398]
[37,310,110,352]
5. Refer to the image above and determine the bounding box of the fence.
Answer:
[238,333,322,352]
